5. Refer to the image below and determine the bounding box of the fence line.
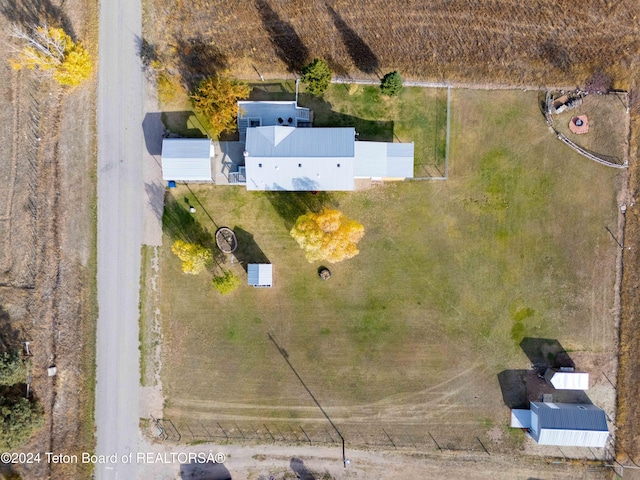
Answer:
[544,91,628,169]
[331,75,577,92]
[556,133,627,169]
[153,418,614,463]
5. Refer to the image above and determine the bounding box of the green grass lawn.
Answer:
[158,89,620,450]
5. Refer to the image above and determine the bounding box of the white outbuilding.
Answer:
[544,368,589,390]
[247,264,272,288]
[161,138,214,182]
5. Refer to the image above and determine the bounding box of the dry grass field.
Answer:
[142,0,640,88]
[0,1,98,479]
[616,87,640,468]
[155,89,621,459]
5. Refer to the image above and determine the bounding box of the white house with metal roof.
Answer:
[511,401,608,448]
[244,126,356,191]
[236,100,414,191]
[161,138,214,182]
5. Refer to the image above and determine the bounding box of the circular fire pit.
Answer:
[569,115,589,134]
[215,227,237,254]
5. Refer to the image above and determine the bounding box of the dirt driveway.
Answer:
[136,437,610,480]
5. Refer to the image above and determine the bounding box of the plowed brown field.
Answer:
[144,0,640,87]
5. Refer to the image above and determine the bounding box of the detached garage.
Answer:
[161,138,214,182]
[528,402,609,447]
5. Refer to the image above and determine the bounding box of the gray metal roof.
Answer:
[247,264,272,287]
[161,138,213,181]
[246,126,355,158]
[530,402,608,447]
[353,141,414,178]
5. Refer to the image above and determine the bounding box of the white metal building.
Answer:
[544,369,590,390]
[161,138,214,182]
[243,126,414,191]
[244,127,355,191]
[527,402,609,447]
[247,264,272,288]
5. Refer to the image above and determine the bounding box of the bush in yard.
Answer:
[583,69,612,94]
[380,71,403,96]
[171,240,212,274]
[212,271,240,295]
[301,59,332,96]
[290,208,365,263]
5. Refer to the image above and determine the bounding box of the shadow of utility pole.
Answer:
[267,333,347,468]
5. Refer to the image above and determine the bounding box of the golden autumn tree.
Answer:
[190,75,250,136]
[290,208,365,264]
[9,25,92,87]
[171,240,212,274]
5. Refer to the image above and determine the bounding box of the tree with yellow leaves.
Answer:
[171,240,212,274]
[290,208,365,263]
[9,25,92,87]
[190,75,250,136]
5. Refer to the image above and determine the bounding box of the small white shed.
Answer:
[161,138,214,182]
[544,368,589,390]
[248,264,272,288]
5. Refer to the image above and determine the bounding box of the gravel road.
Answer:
[95,0,144,477]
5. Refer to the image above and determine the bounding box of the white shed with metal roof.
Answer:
[247,264,272,288]
[161,138,213,182]
[544,369,589,390]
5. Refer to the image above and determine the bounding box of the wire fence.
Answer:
[543,91,628,169]
[154,418,485,452]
